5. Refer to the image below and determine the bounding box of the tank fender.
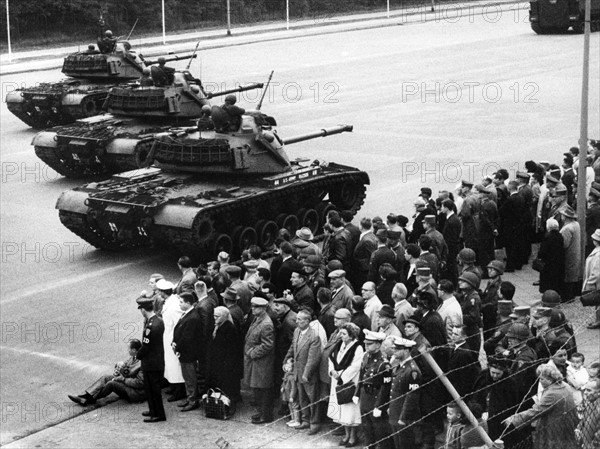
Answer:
[61,93,91,107]
[55,190,90,214]
[153,204,202,229]
[5,90,24,105]
[31,131,58,148]
[105,138,141,155]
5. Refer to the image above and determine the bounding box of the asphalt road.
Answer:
[1,9,599,446]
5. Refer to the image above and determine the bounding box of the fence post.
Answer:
[227,0,231,35]
[6,0,12,62]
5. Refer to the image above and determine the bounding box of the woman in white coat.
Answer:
[161,288,185,401]
[327,322,364,447]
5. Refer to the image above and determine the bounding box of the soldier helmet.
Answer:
[486,260,505,275]
[190,85,200,94]
[142,68,150,75]
[88,44,95,50]
[105,30,113,37]
[541,290,561,308]
[506,323,529,341]
[224,94,237,104]
[157,56,166,65]
[201,104,212,114]
[458,272,480,290]
[549,310,567,328]
[458,248,476,264]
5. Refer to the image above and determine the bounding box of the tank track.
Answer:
[59,170,368,260]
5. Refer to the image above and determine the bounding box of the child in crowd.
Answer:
[567,353,590,404]
[588,361,600,379]
[460,402,489,449]
[281,359,300,428]
[445,402,466,449]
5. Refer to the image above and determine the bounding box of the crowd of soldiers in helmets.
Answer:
[68,136,600,447]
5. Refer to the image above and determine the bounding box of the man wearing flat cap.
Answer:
[288,269,315,311]
[355,330,392,449]
[136,296,166,422]
[245,297,276,424]
[329,270,354,312]
[386,336,422,449]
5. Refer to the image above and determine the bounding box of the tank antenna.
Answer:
[257,70,274,111]
[126,18,139,41]
[187,42,200,71]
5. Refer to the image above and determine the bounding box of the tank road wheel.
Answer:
[210,233,233,256]
[298,208,319,234]
[329,181,366,212]
[277,214,300,235]
[81,99,98,117]
[232,226,257,255]
[194,215,214,242]
[315,202,337,228]
[255,220,278,249]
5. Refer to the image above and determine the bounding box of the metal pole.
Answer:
[418,347,499,448]
[161,0,166,45]
[577,0,592,268]
[226,0,231,35]
[286,0,290,30]
[6,0,12,63]
[387,0,390,18]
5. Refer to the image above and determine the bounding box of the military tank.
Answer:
[529,0,600,33]
[31,71,264,178]
[6,41,196,128]
[55,105,369,261]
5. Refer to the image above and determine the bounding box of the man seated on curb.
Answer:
[68,339,146,406]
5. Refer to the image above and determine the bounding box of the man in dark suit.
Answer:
[410,197,436,244]
[289,269,315,311]
[172,292,203,411]
[284,309,322,434]
[499,181,527,272]
[174,256,197,295]
[327,215,353,269]
[136,296,166,423]
[272,297,297,396]
[516,171,534,265]
[351,218,378,290]
[368,229,396,283]
[340,210,361,256]
[447,325,479,397]
[275,242,303,296]
[441,199,461,285]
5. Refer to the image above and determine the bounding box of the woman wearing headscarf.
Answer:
[327,322,364,446]
[537,218,565,295]
[207,306,243,405]
[502,364,579,449]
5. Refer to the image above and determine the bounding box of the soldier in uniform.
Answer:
[151,57,175,86]
[354,330,392,449]
[97,29,118,54]
[221,94,245,131]
[386,336,422,449]
[136,296,166,422]
[500,323,538,401]
[139,68,153,87]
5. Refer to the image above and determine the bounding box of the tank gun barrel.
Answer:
[145,53,198,66]
[282,125,353,146]
[205,83,264,99]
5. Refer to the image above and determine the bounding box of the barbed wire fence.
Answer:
[226,301,598,449]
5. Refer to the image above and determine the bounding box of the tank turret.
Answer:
[6,43,197,128]
[31,75,264,178]
[54,109,368,261]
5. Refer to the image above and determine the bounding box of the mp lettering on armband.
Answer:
[409,384,419,391]
[383,376,392,384]
[143,337,150,344]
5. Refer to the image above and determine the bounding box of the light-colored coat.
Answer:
[285,327,322,384]
[327,340,364,426]
[244,313,275,389]
[582,246,600,292]
[162,294,184,383]
[560,221,582,283]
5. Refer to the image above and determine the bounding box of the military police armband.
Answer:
[143,337,150,344]
[383,376,392,384]
[409,383,419,391]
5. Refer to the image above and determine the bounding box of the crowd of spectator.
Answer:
[69,145,600,449]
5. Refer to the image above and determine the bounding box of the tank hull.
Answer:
[6,81,116,129]
[32,115,195,178]
[529,0,600,33]
[56,164,369,260]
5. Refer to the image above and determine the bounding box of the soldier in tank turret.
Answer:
[98,30,119,54]
[197,105,215,131]
[221,95,245,131]
[150,57,175,86]
[84,44,100,54]
[139,68,154,87]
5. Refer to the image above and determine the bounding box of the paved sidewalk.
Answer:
[3,260,598,448]
[0,0,527,75]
